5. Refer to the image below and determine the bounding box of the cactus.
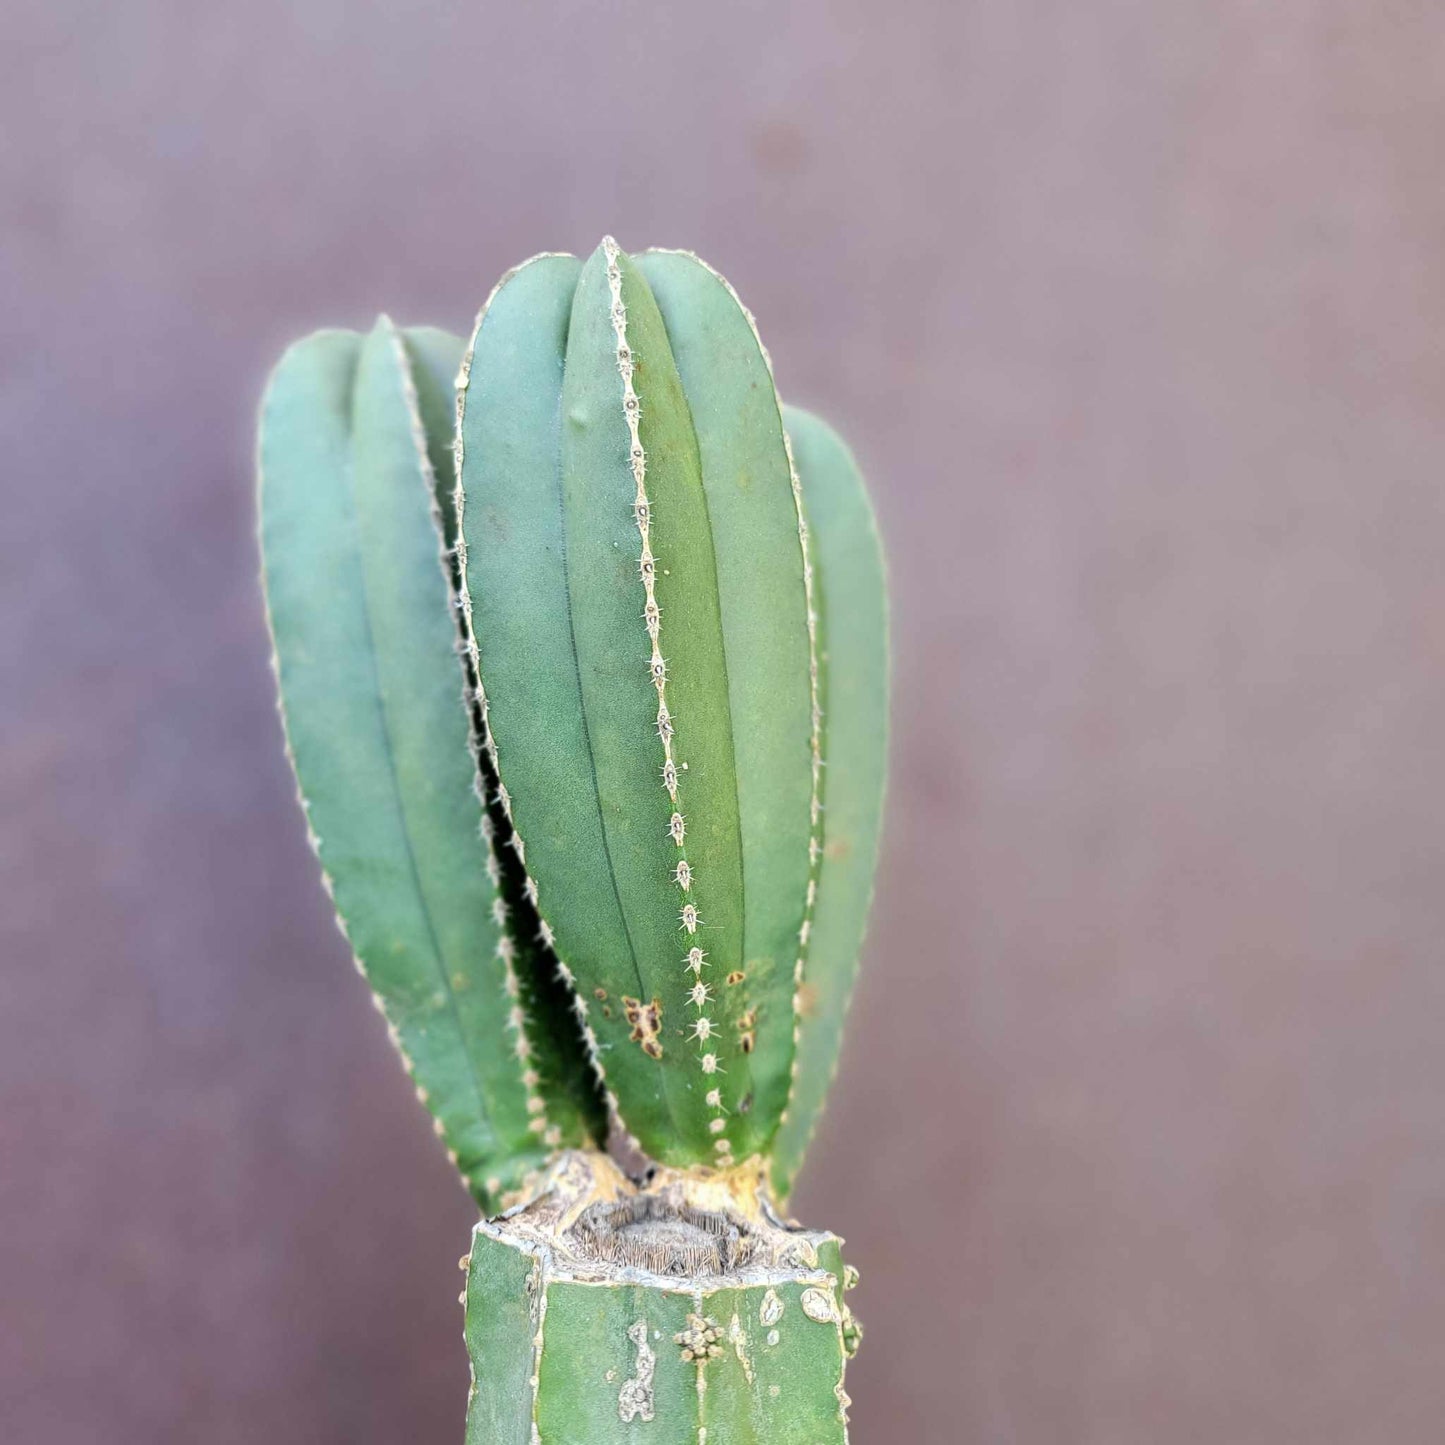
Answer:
[258,240,887,1440]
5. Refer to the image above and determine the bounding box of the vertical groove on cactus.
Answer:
[634,248,817,1158]
[400,323,608,1166]
[456,251,682,1157]
[601,237,733,1161]
[264,329,502,1176]
[386,320,565,1156]
[451,259,630,1151]
[462,242,750,1163]
[259,323,592,1209]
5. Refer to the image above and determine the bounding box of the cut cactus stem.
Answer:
[463,1151,859,1444]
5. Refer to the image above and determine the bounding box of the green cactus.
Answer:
[258,240,887,1440]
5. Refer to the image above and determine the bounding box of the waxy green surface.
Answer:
[409,323,609,1153]
[637,250,816,1149]
[459,243,827,1167]
[259,243,887,1196]
[769,407,889,1202]
[258,320,597,1211]
[464,1226,852,1444]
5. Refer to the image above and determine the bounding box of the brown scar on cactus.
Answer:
[738,1005,758,1054]
[622,996,664,1058]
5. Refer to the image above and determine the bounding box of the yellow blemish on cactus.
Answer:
[674,1314,723,1363]
[617,1320,656,1423]
[727,1314,755,1385]
[622,996,664,1059]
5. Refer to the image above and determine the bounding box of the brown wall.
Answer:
[6,4,1445,1441]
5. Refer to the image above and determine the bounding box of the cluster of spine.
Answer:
[602,240,733,1164]
[451,266,626,1151]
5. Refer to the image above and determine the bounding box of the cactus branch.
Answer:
[258,322,596,1209]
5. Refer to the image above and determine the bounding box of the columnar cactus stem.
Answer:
[258,319,599,1211]
[462,1151,857,1443]
[257,239,887,1439]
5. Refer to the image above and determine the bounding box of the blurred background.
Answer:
[6,3,1445,1441]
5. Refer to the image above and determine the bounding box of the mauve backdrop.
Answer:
[6,3,1445,1441]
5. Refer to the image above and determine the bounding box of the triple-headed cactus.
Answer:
[259,239,887,1442]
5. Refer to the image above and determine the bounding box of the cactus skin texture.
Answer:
[257,240,886,1440]
[257,319,603,1212]
[462,1152,858,1443]
[768,405,889,1205]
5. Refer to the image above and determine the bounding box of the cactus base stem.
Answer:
[464,1151,858,1443]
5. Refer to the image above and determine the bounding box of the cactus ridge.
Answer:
[398,320,608,1183]
[643,249,831,1149]
[452,253,639,1153]
[261,326,499,1176]
[404,321,608,1163]
[768,406,889,1203]
[634,246,820,1163]
[389,321,569,1158]
[602,237,734,1161]
[258,322,601,1210]
[782,421,825,1131]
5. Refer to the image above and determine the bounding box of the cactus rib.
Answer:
[603,238,741,1162]
[769,407,889,1203]
[453,252,641,1150]
[259,321,596,1210]
[391,323,571,1156]
[406,322,608,1157]
[636,248,818,1154]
